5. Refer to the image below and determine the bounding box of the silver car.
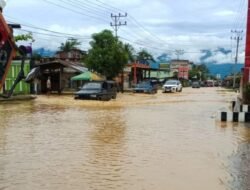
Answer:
[162,80,182,93]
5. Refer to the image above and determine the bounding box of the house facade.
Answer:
[55,49,87,62]
[170,60,192,79]
[31,60,87,94]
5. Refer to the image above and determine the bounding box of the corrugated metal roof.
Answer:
[36,60,88,72]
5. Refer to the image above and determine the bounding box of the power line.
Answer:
[70,0,111,15]
[6,17,92,39]
[42,0,109,23]
[95,0,170,43]
[96,0,122,11]
[92,0,233,49]
[74,0,172,47]
[60,0,109,19]
[232,0,247,29]
[119,36,223,54]
[42,0,171,48]
[6,0,237,57]
[18,28,91,40]
[43,0,234,49]
[7,19,233,56]
[6,15,166,50]
[119,36,172,52]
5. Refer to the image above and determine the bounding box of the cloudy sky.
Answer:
[2,0,248,64]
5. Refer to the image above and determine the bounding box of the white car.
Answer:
[162,80,182,93]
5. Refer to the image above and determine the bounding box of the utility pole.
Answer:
[175,49,184,60]
[110,13,127,38]
[110,13,127,93]
[231,30,243,88]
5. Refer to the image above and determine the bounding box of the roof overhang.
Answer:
[35,60,88,73]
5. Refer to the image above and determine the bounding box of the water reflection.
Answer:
[217,122,250,190]
[229,142,250,190]
[0,89,250,190]
[85,108,127,189]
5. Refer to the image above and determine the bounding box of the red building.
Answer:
[178,66,189,79]
[170,59,192,80]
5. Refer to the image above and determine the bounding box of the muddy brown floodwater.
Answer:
[0,87,250,190]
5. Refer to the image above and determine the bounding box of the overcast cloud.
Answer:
[2,0,248,64]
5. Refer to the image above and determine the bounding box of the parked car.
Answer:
[162,80,182,93]
[200,81,205,87]
[192,81,200,88]
[205,80,214,87]
[133,81,158,94]
[214,81,219,87]
[74,81,117,101]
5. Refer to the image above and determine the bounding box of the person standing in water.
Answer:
[46,76,51,95]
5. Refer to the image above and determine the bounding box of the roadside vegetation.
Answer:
[85,29,153,79]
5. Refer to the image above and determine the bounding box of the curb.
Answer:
[217,111,250,122]
[0,95,37,102]
[231,101,250,112]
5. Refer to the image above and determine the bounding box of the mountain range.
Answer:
[205,63,243,79]
[33,48,56,57]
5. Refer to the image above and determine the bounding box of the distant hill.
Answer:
[33,48,56,57]
[205,63,243,79]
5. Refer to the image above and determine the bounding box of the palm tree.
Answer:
[136,49,154,62]
[59,38,81,52]
[124,43,135,62]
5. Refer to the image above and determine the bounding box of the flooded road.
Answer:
[0,87,250,190]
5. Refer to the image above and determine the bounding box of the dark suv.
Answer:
[74,81,117,101]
